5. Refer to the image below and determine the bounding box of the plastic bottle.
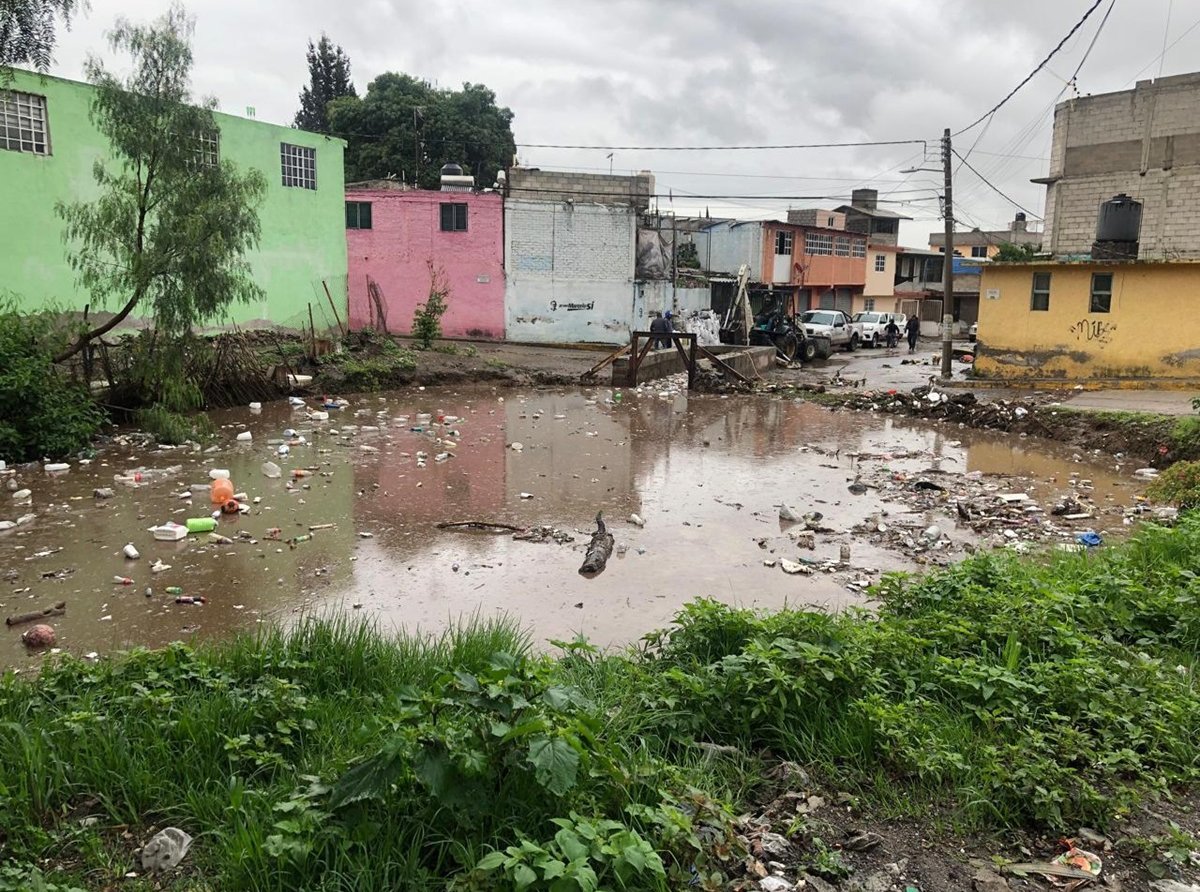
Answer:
[292,469,312,478]
[261,461,282,479]
[114,473,143,486]
[165,586,183,595]
[211,478,235,505]
[185,517,217,533]
[113,576,134,585]
[44,462,70,472]
[175,595,207,604]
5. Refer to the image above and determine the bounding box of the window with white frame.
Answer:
[864,298,875,311]
[971,245,989,258]
[851,239,866,258]
[874,254,887,273]
[1,90,50,155]
[834,237,851,257]
[775,230,793,254]
[280,143,316,189]
[806,232,833,255]
[826,216,835,228]
[192,129,219,168]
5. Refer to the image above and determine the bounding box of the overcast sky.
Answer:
[47,0,1199,246]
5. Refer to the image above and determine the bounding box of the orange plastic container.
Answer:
[210,478,234,505]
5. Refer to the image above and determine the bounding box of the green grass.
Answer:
[3,518,1200,889]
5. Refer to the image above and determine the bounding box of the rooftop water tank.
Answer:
[1092,194,1141,260]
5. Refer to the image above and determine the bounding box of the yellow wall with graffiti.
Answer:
[974,260,1200,384]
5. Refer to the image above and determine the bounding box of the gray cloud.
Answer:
[46,0,1197,242]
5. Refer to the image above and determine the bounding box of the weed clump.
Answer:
[0,304,106,461]
[1148,459,1200,508]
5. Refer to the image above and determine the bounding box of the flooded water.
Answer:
[1,387,1147,668]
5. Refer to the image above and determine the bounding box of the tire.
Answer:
[774,333,798,363]
[800,339,817,363]
[845,334,859,352]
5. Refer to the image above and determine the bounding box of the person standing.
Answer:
[649,310,673,349]
[905,314,920,354]
[884,318,900,350]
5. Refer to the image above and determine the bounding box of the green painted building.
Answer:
[0,70,347,329]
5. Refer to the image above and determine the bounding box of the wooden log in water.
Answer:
[578,513,615,576]
[6,601,67,627]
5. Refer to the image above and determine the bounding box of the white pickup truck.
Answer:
[799,310,863,352]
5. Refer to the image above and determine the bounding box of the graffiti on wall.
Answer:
[550,300,595,311]
[1069,318,1117,344]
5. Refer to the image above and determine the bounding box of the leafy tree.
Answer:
[0,0,83,73]
[993,242,1041,261]
[330,73,515,188]
[294,33,355,133]
[54,3,266,363]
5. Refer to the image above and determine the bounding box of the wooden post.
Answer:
[322,279,347,337]
[307,303,317,360]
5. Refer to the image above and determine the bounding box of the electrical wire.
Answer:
[953,0,1106,136]
[1123,11,1200,85]
[1158,0,1174,79]
[513,139,930,152]
[951,149,1043,219]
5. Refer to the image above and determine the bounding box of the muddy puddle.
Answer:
[1,387,1150,668]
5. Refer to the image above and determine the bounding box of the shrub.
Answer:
[0,304,105,461]
[412,266,450,350]
[1147,459,1200,509]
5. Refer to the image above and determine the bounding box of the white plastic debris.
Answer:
[248,402,262,411]
[1134,468,1160,479]
[12,489,31,501]
[261,461,282,478]
[1014,407,1029,419]
[628,513,646,527]
[780,559,812,576]
[277,445,290,456]
[779,505,803,523]
[123,544,140,560]
[519,492,534,500]
[44,462,70,473]
[510,442,524,452]
[236,431,252,442]
[208,469,230,480]
[140,827,193,873]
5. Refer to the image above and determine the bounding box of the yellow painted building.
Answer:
[975,260,1200,384]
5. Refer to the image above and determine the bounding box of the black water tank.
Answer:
[440,162,464,177]
[1096,194,1142,242]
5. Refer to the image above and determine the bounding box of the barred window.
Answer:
[874,254,887,272]
[834,237,851,257]
[851,239,866,258]
[281,143,316,189]
[193,129,219,168]
[805,232,833,255]
[774,230,793,254]
[1,91,50,155]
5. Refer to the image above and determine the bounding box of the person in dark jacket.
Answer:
[884,318,900,350]
[650,311,674,349]
[905,314,920,354]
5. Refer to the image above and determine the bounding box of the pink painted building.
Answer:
[345,184,505,339]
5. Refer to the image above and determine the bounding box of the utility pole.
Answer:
[940,127,955,380]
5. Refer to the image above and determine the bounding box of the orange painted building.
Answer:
[759,221,868,313]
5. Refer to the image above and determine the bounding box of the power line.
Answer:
[951,148,1043,219]
[513,139,930,152]
[953,0,1107,136]
[1123,11,1200,85]
[1158,0,1174,79]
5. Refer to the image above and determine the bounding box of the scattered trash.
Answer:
[1075,531,1103,548]
[139,827,193,873]
[114,576,134,586]
[93,487,115,499]
[208,533,234,545]
[779,505,803,523]
[150,560,172,573]
[780,559,812,576]
[847,482,868,495]
[185,517,217,534]
[510,442,524,452]
[208,469,231,480]
[11,489,31,501]
[628,513,646,527]
[277,444,290,456]
[44,462,70,473]
[249,402,262,411]
[236,431,253,442]
[519,492,534,500]
[21,623,56,648]
[175,595,206,605]
[123,544,140,560]
[262,461,282,478]
[166,586,183,595]
[1134,468,1160,479]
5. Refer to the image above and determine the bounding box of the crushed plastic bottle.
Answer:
[44,462,70,473]
[113,576,134,585]
[261,461,282,479]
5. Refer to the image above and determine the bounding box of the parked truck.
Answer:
[799,310,863,352]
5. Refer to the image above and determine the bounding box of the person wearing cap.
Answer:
[650,310,674,349]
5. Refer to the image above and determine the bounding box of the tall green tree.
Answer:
[0,0,84,72]
[294,33,355,133]
[330,73,515,188]
[54,3,266,362]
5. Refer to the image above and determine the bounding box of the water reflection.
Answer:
[0,388,1141,667]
